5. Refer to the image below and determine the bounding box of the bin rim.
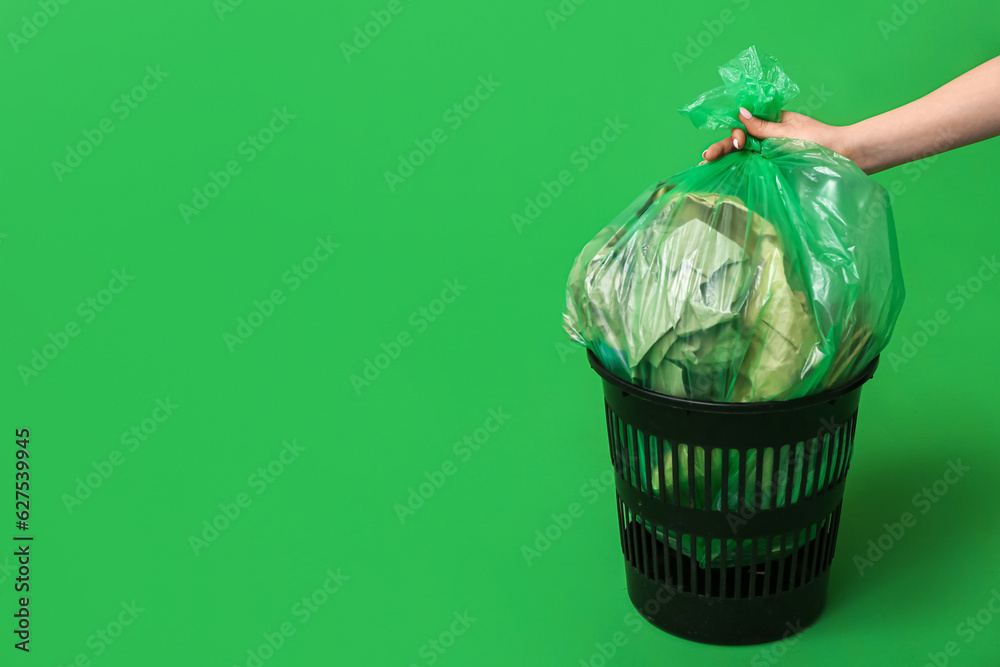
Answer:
[587,349,879,414]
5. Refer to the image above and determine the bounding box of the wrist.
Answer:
[829,123,871,174]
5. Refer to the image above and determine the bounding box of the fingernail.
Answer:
[739,107,752,119]
[701,150,708,159]
[733,138,739,149]
[698,160,707,165]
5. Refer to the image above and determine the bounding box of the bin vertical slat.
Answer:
[627,425,637,488]
[801,525,815,586]
[658,439,667,504]
[703,447,712,510]
[605,404,616,469]
[721,450,730,599]
[616,496,626,556]
[799,439,812,502]
[687,445,696,509]
[787,530,800,591]
[651,521,661,583]
[806,438,823,498]
[671,442,681,506]
[704,539,712,596]
[808,520,824,583]
[772,534,785,596]
[629,510,641,572]
[689,534,699,595]
[619,415,629,479]
[639,515,650,577]
[826,504,843,568]
[798,525,814,588]
[611,413,619,475]
[623,507,634,565]
[720,536,728,598]
[822,511,835,571]
[786,443,797,508]
[721,448,730,513]
[733,538,743,599]
[619,417,630,485]
[845,412,858,473]
[841,424,851,481]
[643,431,654,499]
[823,430,835,491]
[738,449,747,513]
[831,428,844,485]
[810,517,827,582]
[612,413,622,477]
[761,536,774,597]
[755,449,765,511]
[673,531,685,593]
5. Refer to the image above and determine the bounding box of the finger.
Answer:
[739,107,780,139]
[703,136,737,162]
[732,128,747,150]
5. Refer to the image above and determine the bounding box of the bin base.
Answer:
[624,547,829,646]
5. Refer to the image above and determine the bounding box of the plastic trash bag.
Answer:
[563,46,905,403]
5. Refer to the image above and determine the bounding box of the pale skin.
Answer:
[701,55,1000,174]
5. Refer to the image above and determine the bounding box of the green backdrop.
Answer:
[4,0,1000,665]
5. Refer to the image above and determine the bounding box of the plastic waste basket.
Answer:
[588,349,879,645]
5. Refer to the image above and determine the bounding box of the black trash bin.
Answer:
[587,350,879,645]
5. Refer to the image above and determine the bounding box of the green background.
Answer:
[3,0,999,665]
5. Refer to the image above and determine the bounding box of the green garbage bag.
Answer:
[563,45,905,402]
[564,46,905,566]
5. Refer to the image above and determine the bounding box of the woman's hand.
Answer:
[700,56,1000,175]
[701,108,857,169]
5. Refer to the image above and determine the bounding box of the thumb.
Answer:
[738,107,782,139]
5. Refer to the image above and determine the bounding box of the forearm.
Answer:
[843,56,1000,174]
